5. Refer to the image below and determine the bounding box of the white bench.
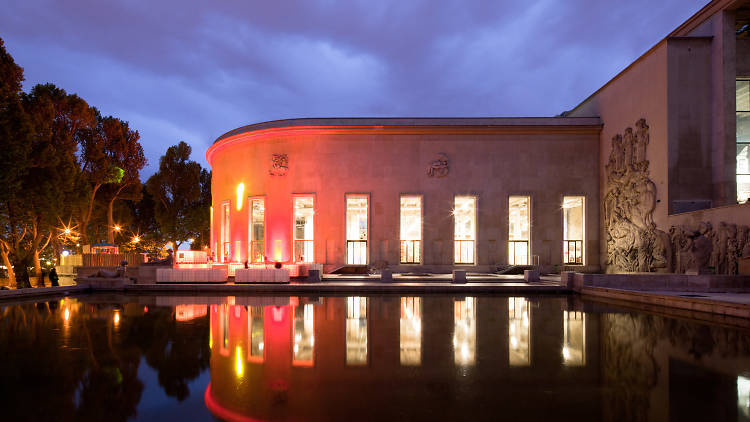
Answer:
[156,268,227,283]
[235,268,290,283]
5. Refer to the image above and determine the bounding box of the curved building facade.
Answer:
[207,117,601,273]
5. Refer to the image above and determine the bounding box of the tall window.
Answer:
[221,202,231,262]
[400,195,422,264]
[293,196,314,263]
[563,196,585,265]
[346,297,368,365]
[249,198,265,263]
[738,79,750,204]
[346,195,368,265]
[247,306,264,363]
[508,196,530,265]
[454,196,477,264]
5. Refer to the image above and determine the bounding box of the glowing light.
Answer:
[63,308,70,322]
[274,240,283,262]
[236,183,245,211]
[114,225,121,232]
[258,342,264,351]
[562,346,571,360]
[235,346,243,376]
[64,228,71,235]
[188,238,194,243]
[132,236,140,244]
[113,311,120,325]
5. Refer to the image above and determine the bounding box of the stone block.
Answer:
[524,269,540,282]
[560,271,576,288]
[380,269,392,283]
[452,270,467,284]
[307,269,321,282]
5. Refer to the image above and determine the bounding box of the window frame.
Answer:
[399,194,423,265]
[562,195,585,265]
[248,196,266,264]
[345,193,370,266]
[508,195,531,265]
[292,193,316,264]
[453,195,478,265]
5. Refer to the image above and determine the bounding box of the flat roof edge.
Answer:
[213,117,603,144]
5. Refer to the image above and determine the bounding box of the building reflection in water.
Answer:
[453,297,476,366]
[346,296,368,365]
[248,306,265,363]
[508,297,530,366]
[739,376,750,419]
[293,303,314,366]
[562,310,585,366]
[400,297,422,366]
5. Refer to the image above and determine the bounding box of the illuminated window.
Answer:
[293,303,314,366]
[400,195,422,264]
[508,297,530,366]
[221,202,231,262]
[346,296,368,365]
[346,195,368,265]
[562,311,585,366]
[453,297,476,366]
[563,196,585,265]
[400,297,421,366]
[247,306,264,362]
[249,198,265,263]
[293,196,315,263]
[508,196,530,265]
[737,79,750,203]
[454,196,477,264]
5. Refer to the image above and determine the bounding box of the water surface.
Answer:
[1,294,749,421]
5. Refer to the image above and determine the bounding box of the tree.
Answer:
[146,142,208,251]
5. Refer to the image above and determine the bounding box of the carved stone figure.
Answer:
[667,220,750,275]
[633,118,650,170]
[604,118,669,273]
[269,154,289,176]
[427,153,449,178]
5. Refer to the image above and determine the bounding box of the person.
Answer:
[49,267,59,287]
[92,260,128,278]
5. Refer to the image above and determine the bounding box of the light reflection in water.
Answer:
[739,376,750,418]
[509,297,530,366]
[563,311,585,366]
[400,297,422,366]
[453,297,476,366]
[248,306,265,362]
[293,303,314,366]
[346,296,368,365]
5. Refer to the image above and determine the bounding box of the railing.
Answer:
[294,239,314,263]
[563,240,583,264]
[400,240,421,264]
[347,240,368,265]
[508,240,529,265]
[454,240,475,264]
[250,240,265,263]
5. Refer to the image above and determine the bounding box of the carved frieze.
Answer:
[604,118,670,273]
[669,221,750,275]
[269,154,288,176]
[427,153,449,178]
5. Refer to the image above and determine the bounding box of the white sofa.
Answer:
[235,268,290,283]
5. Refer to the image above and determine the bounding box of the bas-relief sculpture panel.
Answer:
[604,119,671,273]
[604,119,750,274]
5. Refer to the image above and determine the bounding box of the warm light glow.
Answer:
[113,311,120,325]
[114,225,121,232]
[235,346,243,376]
[64,228,71,235]
[563,311,585,366]
[508,196,530,265]
[400,297,422,366]
[274,239,283,262]
[346,196,368,265]
[236,183,245,211]
[563,196,585,264]
[132,236,140,243]
[293,303,315,366]
[63,308,70,322]
[400,196,422,264]
[61,250,70,257]
[454,196,477,264]
[346,297,368,365]
[293,196,315,263]
[454,297,476,366]
[738,376,750,418]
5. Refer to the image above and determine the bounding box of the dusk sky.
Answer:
[1,0,707,175]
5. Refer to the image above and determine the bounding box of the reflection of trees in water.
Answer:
[122,306,210,401]
[602,312,750,422]
[0,300,209,420]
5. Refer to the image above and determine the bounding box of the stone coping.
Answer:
[570,272,750,291]
[581,286,750,320]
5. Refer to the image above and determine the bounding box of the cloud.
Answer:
[0,0,708,175]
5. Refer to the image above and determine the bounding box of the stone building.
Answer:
[207,0,750,275]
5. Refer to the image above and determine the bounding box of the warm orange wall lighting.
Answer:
[236,183,245,211]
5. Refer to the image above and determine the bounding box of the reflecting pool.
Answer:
[1,294,750,421]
